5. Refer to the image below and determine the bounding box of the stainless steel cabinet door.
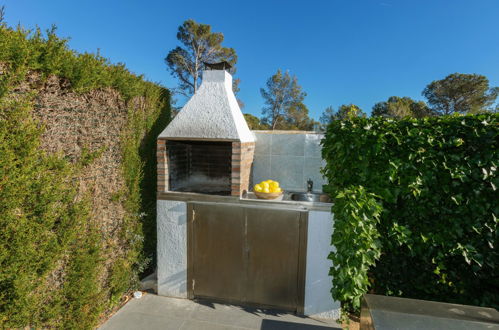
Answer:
[188,203,307,312]
[189,203,246,302]
[245,207,305,311]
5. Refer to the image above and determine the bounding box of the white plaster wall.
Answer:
[304,210,341,319]
[157,200,188,298]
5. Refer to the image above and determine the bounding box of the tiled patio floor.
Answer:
[99,294,341,330]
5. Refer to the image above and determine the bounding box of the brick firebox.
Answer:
[157,138,254,197]
[230,141,255,196]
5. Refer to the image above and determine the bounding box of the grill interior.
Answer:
[168,140,232,195]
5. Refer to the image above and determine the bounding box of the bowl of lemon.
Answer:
[253,180,283,200]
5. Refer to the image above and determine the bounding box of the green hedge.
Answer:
[322,114,498,312]
[0,23,170,328]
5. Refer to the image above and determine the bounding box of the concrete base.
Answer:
[139,272,157,293]
[157,200,188,298]
[305,211,341,319]
[157,199,340,318]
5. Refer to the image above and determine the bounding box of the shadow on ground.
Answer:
[261,319,340,329]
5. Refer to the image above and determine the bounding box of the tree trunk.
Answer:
[272,112,279,130]
[194,56,199,94]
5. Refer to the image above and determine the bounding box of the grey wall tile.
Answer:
[251,154,271,187]
[251,132,327,192]
[271,134,305,156]
[253,132,272,155]
[270,155,304,191]
[305,134,324,158]
[304,157,327,192]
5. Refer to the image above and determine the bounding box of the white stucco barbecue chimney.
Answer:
[157,63,255,197]
[159,65,254,142]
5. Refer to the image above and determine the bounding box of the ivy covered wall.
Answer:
[322,114,498,313]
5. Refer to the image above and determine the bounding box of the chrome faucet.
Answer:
[307,178,313,193]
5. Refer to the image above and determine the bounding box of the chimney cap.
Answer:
[203,61,232,71]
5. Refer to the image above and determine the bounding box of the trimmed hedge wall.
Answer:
[0,23,170,328]
[322,114,498,312]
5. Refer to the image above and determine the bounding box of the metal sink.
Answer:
[286,192,331,203]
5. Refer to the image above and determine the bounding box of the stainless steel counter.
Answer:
[158,191,332,212]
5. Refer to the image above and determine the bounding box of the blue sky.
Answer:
[3,0,499,119]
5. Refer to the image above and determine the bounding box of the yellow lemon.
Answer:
[270,186,282,193]
[269,181,279,190]
[254,184,263,192]
[262,187,270,193]
[261,182,270,190]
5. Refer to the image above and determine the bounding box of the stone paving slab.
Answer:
[99,294,341,330]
